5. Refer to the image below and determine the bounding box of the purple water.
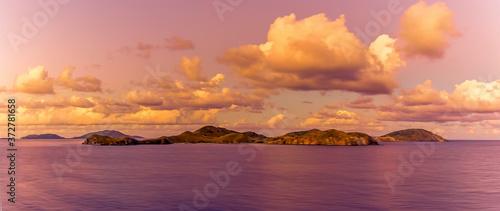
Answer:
[1,139,499,210]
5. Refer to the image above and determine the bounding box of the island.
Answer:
[377,129,447,142]
[165,126,266,144]
[82,126,450,146]
[21,133,65,139]
[266,129,378,146]
[83,126,378,146]
[82,134,170,145]
[73,130,144,139]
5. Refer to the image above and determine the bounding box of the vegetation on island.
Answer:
[83,126,380,146]
[378,129,447,142]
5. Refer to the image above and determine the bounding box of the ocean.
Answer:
[1,139,499,210]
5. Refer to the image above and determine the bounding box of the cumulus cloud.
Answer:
[16,97,218,126]
[301,106,385,132]
[155,87,264,111]
[16,106,218,126]
[124,91,163,106]
[67,96,95,108]
[57,66,102,92]
[130,72,264,111]
[218,13,405,95]
[89,97,141,115]
[377,80,500,122]
[13,66,54,94]
[165,36,195,50]
[395,80,447,106]
[267,114,286,128]
[123,56,268,111]
[17,107,106,125]
[179,56,207,81]
[398,1,460,59]
[19,96,95,109]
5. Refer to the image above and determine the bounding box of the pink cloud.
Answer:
[398,1,460,59]
[218,13,405,95]
[346,96,376,109]
[57,66,102,92]
[13,66,54,94]
[165,36,195,51]
[377,79,500,122]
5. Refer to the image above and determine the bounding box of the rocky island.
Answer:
[165,126,266,144]
[377,129,447,142]
[266,129,378,146]
[83,126,378,146]
[82,134,171,145]
[82,126,448,146]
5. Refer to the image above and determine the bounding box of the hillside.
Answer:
[166,126,266,144]
[265,129,378,146]
[21,133,65,139]
[73,130,144,139]
[83,135,171,145]
[378,129,447,142]
[82,126,383,146]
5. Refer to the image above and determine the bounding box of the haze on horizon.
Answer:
[1,0,500,140]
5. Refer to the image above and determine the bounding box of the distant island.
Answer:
[83,134,170,145]
[73,130,144,139]
[83,126,379,146]
[22,127,447,145]
[20,130,144,140]
[21,133,65,139]
[377,129,447,142]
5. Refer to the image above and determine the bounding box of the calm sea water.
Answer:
[1,139,499,210]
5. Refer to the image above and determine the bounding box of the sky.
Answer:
[1,0,500,139]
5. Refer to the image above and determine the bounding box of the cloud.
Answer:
[377,79,500,122]
[324,101,346,109]
[57,66,102,92]
[123,56,268,111]
[395,80,447,106]
[398,1,460,59]
[346,96,376,109]
[89,97,141,115]
[179,56,207,81]
[15,106,218,126]
[15,98,218,126]
[165,36,195,50]
[19,96,95,109]
[13,66,54,94]
[301,106,386,132]
[17,107,106,125]
[267,114,286,128]
[124,91,163,106]
[232,118,249,127]
[218,13,405,95]
[67,96,95,108]
[136,42,156,59]
[119,37,194,59]
[131,72,265,111]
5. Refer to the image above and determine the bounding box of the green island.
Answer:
[82,126,447,146]
[377,129,448,142]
